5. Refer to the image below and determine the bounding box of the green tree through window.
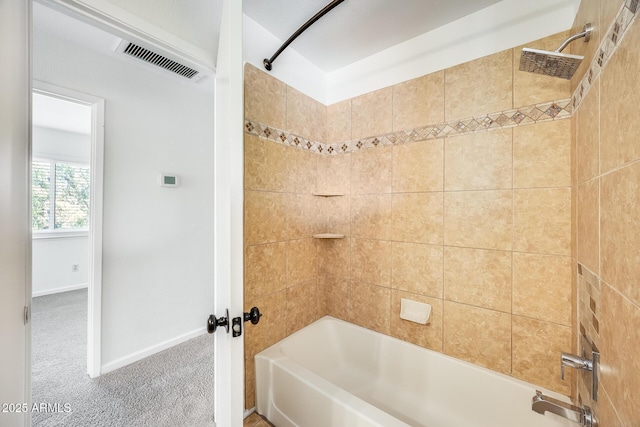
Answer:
[32,160,90,231]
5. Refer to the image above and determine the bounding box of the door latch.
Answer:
[207,307,261,337]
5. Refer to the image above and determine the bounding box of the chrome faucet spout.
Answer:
[532,391,595,427]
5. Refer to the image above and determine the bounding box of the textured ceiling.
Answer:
[243,0,502,72]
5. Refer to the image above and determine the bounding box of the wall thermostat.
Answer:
[159,173,179,187]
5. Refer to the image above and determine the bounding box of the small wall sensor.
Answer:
[159,173,179,188]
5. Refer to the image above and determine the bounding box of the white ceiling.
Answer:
[32,93,92,135]
[243,0,502,72]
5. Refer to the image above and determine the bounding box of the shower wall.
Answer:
[243,64,327,409]
[318,31,574,397]
[570,0,640,425]
[244,28,588,409]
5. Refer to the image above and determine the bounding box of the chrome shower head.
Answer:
[519,48,585,80]
[519,23,593,80]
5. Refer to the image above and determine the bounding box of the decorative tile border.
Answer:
[245,0,638,156]
[572,0,639,110]
[245,98,572,156]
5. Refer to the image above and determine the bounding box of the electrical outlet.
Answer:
[72,264,79,272]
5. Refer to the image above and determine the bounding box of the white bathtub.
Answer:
[255,316,574,427]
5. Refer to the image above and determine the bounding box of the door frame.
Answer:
[213,0,244,425]
[32,81,105,378]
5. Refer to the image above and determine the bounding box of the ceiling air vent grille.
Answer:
[117,41,201,80]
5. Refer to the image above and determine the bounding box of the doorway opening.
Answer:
[30,84,105,424]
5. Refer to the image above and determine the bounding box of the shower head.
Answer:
[519,23,593,80]
[519,48,585,80]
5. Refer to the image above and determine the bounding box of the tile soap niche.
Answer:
[312,193,345,238]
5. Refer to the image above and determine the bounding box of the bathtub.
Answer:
[255,316,574,427]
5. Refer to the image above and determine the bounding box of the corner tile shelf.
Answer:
[313,233,345,239]
[312,193,344,197]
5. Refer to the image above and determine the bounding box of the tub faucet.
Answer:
[532,391,596,426]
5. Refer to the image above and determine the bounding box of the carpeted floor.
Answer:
[32,289,215,427]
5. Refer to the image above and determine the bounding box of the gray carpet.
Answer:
[32,289,215,427]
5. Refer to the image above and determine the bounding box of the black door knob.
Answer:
[243,307,262,325]
[207,309,229,334]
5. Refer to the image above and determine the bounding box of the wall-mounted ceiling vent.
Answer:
[115,40,205,82]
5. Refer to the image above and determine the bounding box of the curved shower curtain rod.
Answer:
[263,0,346,71]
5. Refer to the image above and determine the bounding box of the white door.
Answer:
[213,0,245,426]
[0,1,31,427]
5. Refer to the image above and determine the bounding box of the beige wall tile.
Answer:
[443,301,512,374]
[600,18,640,173]
[601,162,640,306]
[285,148,317,194]
[351,238,392,287]
[391,242,443,298]
[601,1,624,40]
[392,72,445,131]
[287,281,320,335]
[593,387,625,427]
[317,153,351,195]
[245,242,287,300]
[444,129,512,191]
[245,191,287,246]
[244,290,287,360]
[323,276,351,321]
[599,283,640,427]
[390,290,443,351]
[318,237,350,279]
[512,316,572,395]
[287,193,317,240]
[444,247,512,313]
[393,140,444,193]
[351,281,391,334]
[351,87,393,140]
[513,120,572,189]
[286,86,326,143]
[392,192,444,244]
[568,0,602,92]
[245,358,255,410]
[444,190,512,251]
[351,146,393,194]
[445,50,513,121]
[513,188,571,255]
[244,64,287,129]
[576,80,600,183]
[513,31,571,106]
[286,238,317,287]
[577,179,599,275]
[327,99,352,144]
[244,135,287,192]
[572,183,578,260]
[317,195,351,237]
[351,194,392,240]
[512,253,572,326]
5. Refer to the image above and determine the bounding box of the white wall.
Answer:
[33,16,215,371]
[243,14,327,104]
[32,236,89,296]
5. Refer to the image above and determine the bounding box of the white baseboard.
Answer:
[100,327,208,375]
[32,283,88,297]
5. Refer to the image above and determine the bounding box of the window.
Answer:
[32,159,90,232]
